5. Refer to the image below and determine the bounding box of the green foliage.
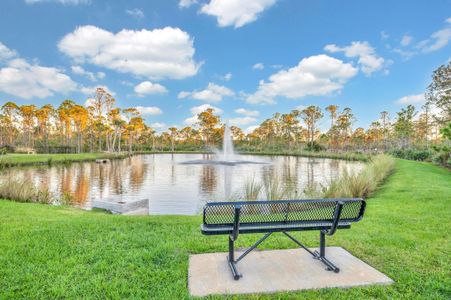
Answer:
[388,148,433,161]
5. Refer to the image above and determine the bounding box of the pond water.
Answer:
[1,154,364,215]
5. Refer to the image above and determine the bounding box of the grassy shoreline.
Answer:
[0,150,369,169]
[0,159,449,298]
[0,152,131,168]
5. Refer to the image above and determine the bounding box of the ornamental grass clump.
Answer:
[324,154,395,198]
[0,177,54,204]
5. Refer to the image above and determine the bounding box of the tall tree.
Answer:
[301,106,323,146]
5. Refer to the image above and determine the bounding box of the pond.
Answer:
[1,154,364,215]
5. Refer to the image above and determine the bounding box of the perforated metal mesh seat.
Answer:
[202,198,365,234]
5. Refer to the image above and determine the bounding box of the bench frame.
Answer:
[202,198,366,280]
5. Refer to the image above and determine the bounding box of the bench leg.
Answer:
[228,236,241,280]
[313,231,340,273]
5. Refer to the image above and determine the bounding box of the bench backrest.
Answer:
[203,198,365,227]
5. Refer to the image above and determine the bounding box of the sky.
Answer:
[0,0,450,133]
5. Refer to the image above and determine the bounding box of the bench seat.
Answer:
[202,221,351,235]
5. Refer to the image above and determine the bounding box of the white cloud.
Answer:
[324,41,386,75]
[222,72,232,81]
[134,81,167,96]
[151,122,166,129]
[135,106,162,115]
[25,0,90,4]
[244,125,259,134]
[71,65,105,81]
[252,62,264,70]
[178,82,234,102]
[447,17,451,24]
[229,116,257,126]
[246,54,358,104]
[0,58,77,99]
[418,27,451,53]
[126,8,144,19]
[395,93,425,105]
[80,85,115,96]
[179,0,197,8]
[200,0,277,28]
[185,104,223,125]
[235,108,259,117]
[58,25,200,80]
[0,42,16,61]
[190,103,223,115]
[401,35,413,46]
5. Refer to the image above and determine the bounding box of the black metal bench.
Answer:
[201,198,366,280]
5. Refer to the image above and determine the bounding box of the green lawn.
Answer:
[0,159,450,299]
[0,152,130,167]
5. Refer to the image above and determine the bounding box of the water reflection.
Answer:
[0,154,363,215]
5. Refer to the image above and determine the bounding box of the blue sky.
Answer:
[0,0,450,132]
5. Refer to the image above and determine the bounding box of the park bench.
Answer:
[201,198,366,280]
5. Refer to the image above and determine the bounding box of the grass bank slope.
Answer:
[0,159,449,299]
[0,153,130,168]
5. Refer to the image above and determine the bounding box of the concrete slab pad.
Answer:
[188,247,393,297]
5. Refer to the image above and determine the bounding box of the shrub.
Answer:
[389,148,433,161]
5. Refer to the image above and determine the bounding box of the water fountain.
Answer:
[181,123,266,166]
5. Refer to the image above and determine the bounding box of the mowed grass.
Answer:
[0,159,450,299]
[0,153,129,167]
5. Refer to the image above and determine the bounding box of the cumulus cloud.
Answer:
[58,25,200,80]
[126,8,144,19]
[229,116,257,126]
[0,42,16,61]
[134,81,167,96]
[25,0,90,4]
[0,56,77,99]
[418,27,451,53]
[80,85,115,96]
[252,62,264,70]
[235,108,259,117]
[178,82,234,102]
[200,0,277,28]
[395,93,425,105]
[135,106,162,115]
[71,65,105,81]
[246,54,358,104]
[324,41,386,75]
[179,0,197,8]
[185,104,223,125]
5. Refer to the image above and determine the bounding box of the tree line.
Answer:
[0,63,449,154]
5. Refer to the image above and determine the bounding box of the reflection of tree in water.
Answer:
[73,164,89,205]
[129,156,147,192]
[109,160,124,195]
[329,159,340,181]
[306,158,317,188]
[59,165,73,199]
[282,156,299,192]
[200,165,217,195]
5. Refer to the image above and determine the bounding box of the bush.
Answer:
[389,148,433,161]
[432,145,451,168]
